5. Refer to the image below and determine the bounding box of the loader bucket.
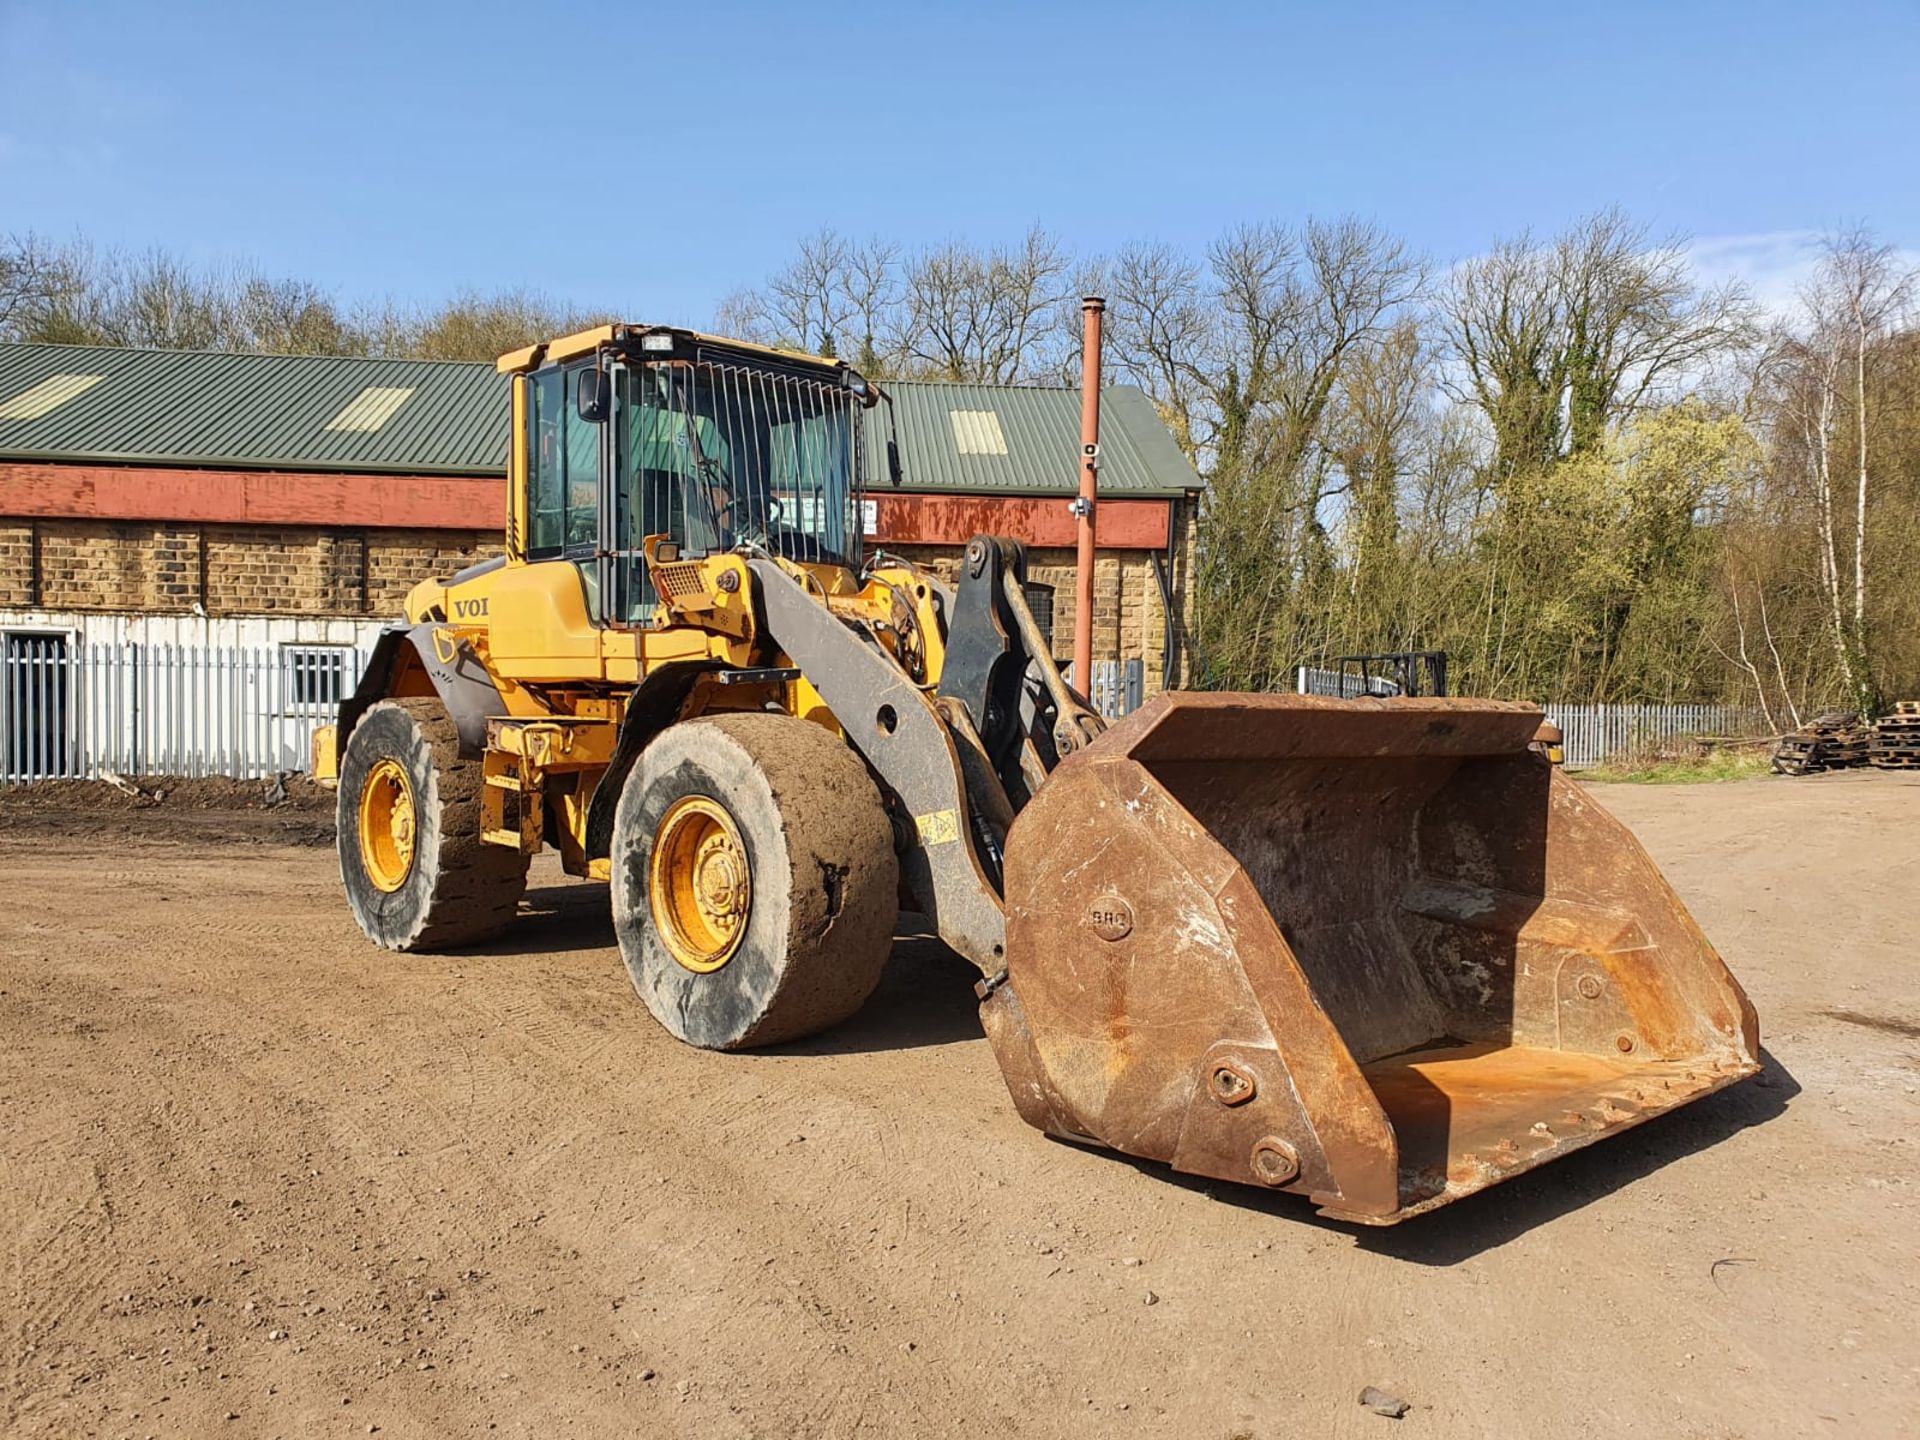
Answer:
[981,693,1759,1224]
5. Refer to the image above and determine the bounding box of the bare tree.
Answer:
[1559,210,1759,452]
[766,228,854,357]
[1106,219,1424,688]
[897,226,1073,382]
[373,288,613,362]
[0,232,84,338]
[710,287,775,345]
[1332,318,1428,597]
[841,236,902,374]
[1766,229,1918,711]
[1442,209,1759,480]
[1104,239,1210,455]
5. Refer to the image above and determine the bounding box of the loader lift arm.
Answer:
[748,537,1099,981]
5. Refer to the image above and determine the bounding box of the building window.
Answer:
[283,645,352,716]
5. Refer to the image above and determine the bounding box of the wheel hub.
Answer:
[651,796,752,973]
[358,757,417,893]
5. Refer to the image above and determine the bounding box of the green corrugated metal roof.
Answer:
[865,379,1198,497]
[0,341,1201,496]
[0,342,509,475]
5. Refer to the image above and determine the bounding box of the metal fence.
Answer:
[1089,658,1145,720]
[1,634,371,784]
[1543,703,1764,772]
[1,634,1156,785]
[1295,664,1402,699]
[1063,658,1146,720]
[2,631,1760,784]
[1294,667,1766,771]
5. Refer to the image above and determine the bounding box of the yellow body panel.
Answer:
[311,724,339,784]
[507,374,529,560]
[361,324,912,879]
[443,560,604,682]
[494,322,848,378]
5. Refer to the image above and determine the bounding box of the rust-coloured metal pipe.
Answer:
[1073,297,1105,693]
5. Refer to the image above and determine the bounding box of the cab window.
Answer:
[527,365,602,557]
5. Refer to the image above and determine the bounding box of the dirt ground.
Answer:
[2,770,1916,1439]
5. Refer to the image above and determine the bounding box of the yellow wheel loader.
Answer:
[317,323,1759,1224]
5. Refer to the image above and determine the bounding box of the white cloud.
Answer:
[1685,230,1826,319]
[1686,229,1920,323]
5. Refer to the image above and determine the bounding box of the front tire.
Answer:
[611,714,899,1049]
[337,697,530,951]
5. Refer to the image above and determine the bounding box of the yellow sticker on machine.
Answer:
[915,809,961,847]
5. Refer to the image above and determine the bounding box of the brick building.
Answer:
[0,342,1202,742]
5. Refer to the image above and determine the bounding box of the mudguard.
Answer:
[336,623,507,758]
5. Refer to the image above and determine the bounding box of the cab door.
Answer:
[526,361,607,622]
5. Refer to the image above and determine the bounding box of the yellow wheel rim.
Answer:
[650,795,752,973]
[358,757,417,893]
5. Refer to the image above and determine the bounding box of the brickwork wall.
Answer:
[0,520,502,619]
[0,505,1196,685]
[365,530,503,614]
[36,522,200,611]
[203,527,359,614]
[887,498,1196,697]
[0,523,36,607]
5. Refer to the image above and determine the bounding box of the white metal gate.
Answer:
[3,631,73,781]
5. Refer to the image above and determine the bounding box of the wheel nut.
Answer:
[1250,1137,1300,1186]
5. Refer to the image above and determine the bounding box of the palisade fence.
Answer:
[2,636,1761,785]
[1,634,373,785]
[1088,658,1145,721]
[1294,666,1765,771]
[1543,704,1764,771]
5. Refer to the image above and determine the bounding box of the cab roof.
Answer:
[494,324,850,377]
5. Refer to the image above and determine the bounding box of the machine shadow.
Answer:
[1095,1047,1799,1264]
[776,929,986,1055]
[466,882,619,956]
[456,893,985,1052]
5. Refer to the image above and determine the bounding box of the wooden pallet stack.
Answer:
[1772,712,1872,775]
[1871,702,1920,769]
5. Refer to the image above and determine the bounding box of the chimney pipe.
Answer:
[1073,296,1105,696]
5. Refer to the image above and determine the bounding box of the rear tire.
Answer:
[337,697,530,951]
[611,714,899,1049]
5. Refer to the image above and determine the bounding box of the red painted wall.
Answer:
[1,462,504,530]
[2,461,1179,551]
[867,491,1170,549]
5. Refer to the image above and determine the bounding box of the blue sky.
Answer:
[3,1,1916,322]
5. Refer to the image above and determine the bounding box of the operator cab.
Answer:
[505,324,890,626]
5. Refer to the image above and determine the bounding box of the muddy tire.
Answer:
[611,714,899,1050]
[337,697,529,951]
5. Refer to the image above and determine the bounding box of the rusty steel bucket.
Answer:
[981,693,1760,1224]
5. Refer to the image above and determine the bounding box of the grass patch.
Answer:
[1580,746,1775,784]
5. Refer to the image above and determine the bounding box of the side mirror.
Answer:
[886,437,904,488]
[576,368,611,424]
